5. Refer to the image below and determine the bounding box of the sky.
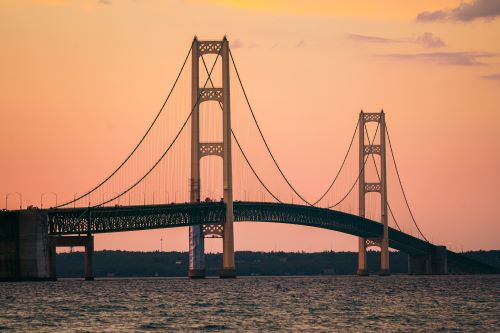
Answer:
[1,0,499,253]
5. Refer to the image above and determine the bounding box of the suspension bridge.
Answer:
[0,37,495,281]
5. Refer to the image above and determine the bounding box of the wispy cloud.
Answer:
[98,0,112,5]
[416,0,500,22]
[230,39,243,49]
[347,32,445,49]
[347,34,400,44]
[376,52,497,66]
[296,40,306,48]
[229,39,259,49]
[481,73,500,80]
[416,32,445,48]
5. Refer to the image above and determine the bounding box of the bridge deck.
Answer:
[1,202,496,273]
[46,201,436,256]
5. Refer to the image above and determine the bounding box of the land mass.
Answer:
[56,250,500,278]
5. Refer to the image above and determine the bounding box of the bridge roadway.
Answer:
[46,201,497,274]
[49,201,436,256]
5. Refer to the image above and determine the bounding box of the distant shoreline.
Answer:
[56,250,500,278]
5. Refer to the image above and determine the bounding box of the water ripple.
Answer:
[0,275,498,332]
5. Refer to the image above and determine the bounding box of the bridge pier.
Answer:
[0,210,53,281]
[84,236,94,281]
[48,235,95,280]
[432,246,448,275]
[408,246,447,275]
[408,255,431,275]
[188,226,205,279]
[357,238,369,276]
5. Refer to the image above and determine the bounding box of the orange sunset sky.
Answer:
[1,0,499,253]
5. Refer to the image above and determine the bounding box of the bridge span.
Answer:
[0,202,495,280]
[48,201,433,256]
[46,201,497,276]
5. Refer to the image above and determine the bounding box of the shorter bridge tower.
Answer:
[189,37,235,278]
[357,110,390,276]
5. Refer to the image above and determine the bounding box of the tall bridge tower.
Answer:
[189,37,235,278]
[357,111,390,276]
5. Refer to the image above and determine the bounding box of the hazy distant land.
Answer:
[56,250,500,278]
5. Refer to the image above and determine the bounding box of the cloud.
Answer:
[416,32,445,48]
[347,32,445,49]
[98,0,112,4]
[416,0,500,22]
[416,10,448,22]
[296,40,306,48]
[347,34,400,44]
[230,39,243,49]
[229,39,260,49]
[376,52,497,66]
[481,73,500,80]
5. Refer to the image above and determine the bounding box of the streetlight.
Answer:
[41,192,58,208]
[5,192,22,210]
[73,193,78,208]
[141,191,146,205]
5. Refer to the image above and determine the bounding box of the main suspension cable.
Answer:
[93,48,222,208]
[55,40,194,208]
[326,121,380,209]
[385,124,429,242]
[230,49,362,207]
[229,49,315,206]
[231,131,283,203]
[199,56,283,203]
[312,121,359,205]
[361,124,403,232]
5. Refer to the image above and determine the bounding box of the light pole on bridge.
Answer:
[41,192,58,209]
[136,191,146,206]
[5,192,22,210]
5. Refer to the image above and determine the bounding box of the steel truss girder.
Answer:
[47,202,435,256]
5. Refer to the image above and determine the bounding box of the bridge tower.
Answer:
[189,37,236,278]
[357,110,390,276]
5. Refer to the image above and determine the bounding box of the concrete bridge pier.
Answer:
[0,210,54,281]
[408,255,431,275]
[49,235,95,280]
[408,246,447,275]
[357,238,369,276]
[84,236,94,281]
[431,246,448,275]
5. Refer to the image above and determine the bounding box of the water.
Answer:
[1,275,499,332]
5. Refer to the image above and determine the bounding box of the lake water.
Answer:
[1,275,499,332]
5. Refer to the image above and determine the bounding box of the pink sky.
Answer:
[1,0,499,253]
